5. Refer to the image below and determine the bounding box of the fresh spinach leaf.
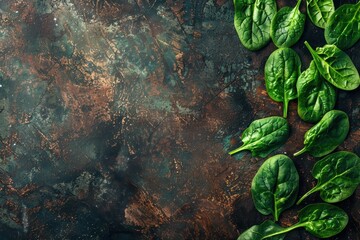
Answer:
[265,48,301,117]
[294,110,349,157]
[325,1,360,49]
[306,0,334,29]
[252,154,299,221]
[229,116,290,157]
[234,0,277,51]
[296,203,349,238]
[304,41,360,90]
[237,220,285,240]
[297,61,337,123]
[238,203,348,239]
[270,0,305,48]
[297,151,360,205]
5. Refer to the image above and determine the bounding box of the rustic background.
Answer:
[0,0,359,239]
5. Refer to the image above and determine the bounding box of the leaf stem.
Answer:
[295,0,302,10]
[265,222,307,238]
[228,145,246,155]
[283,99,289,118]
[296,187,319,205]
[294,147,307,156]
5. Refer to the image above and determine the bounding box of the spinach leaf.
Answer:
[294,110,349,157]
[325,1,360,49]
[297,151,360,205]
[252,154,299,221]
[297,61,337,123]
[238,203,348,239]
[234,0,277,51]
[229,116,290,157]
[265,48,301,117]
[296,203,349,238]
[237,220,285,240]
[270,0,305,48]
[304,41,360,90]
[306,0,334,29]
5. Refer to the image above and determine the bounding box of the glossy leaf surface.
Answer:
[229,116,290,157]
[305,42,360,90]
[297,151,360,204]
[265,48,301,117]
[306,0,334,28]
[237,220,285,240]
[297,61,336,123]
[252,154,299,221]
[294,110,349,157]
[234,0,277,51]
[271,0,305,47]
[325,2,360,49]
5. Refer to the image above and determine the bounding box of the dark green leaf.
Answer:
[294,110,349,157]
[304,41,360,90]
[325,2,360,49]
[265,48,301,117]
[297,203,349,238]
[297,151,360,204]
[234,0,277,51]
[297,61,337,123]
[252,154,299,221]
[306,0,334,29]
[270,0,305,48]
[238,220,286,240]
[229,116,290,157]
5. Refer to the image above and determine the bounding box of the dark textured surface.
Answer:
[0,0,359,239]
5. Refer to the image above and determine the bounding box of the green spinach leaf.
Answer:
[296,203,349,238]
[237,220,285,240]
[238,203,348,239]
[234,0,277,51]
[304,41,360,90]
[252,154,299,221]
[306,0,334,29]
[229,116,290,157]
[297,61,337,123]
[294,110,349,157]
[270,0,305,48]
[325,1,360,49]
[297,151,360,205]
[265,48,301,117]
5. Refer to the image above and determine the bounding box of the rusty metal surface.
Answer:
[0,0,359,239]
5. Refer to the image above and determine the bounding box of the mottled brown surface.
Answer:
[0,0,359,239]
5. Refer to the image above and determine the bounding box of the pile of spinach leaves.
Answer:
[231,0,360,239]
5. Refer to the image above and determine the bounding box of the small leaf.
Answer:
[238,220,286,240]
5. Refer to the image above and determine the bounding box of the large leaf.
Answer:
[296,61,336,123]
[270,0,305,48]
[238,220,286,240]
[229,116,290,157]
[297,151,360,204]
[306,0,334,29]
[252,154,299,221]
[304,42,360,91]
[294,110,349,157]
[325,2,360,49]
[265,48,301,117]
[297,203,349,238]
[234,0,277,51]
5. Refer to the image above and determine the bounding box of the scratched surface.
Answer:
[0,0,359,239]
